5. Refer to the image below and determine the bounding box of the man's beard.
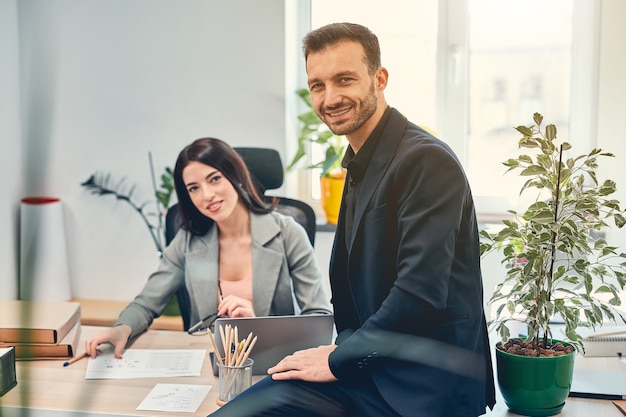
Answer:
[324,82,377,136]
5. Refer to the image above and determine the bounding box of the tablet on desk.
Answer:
[569,369,626,400]
[212,314,334,375]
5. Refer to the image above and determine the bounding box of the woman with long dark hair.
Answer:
[86,138,331,359]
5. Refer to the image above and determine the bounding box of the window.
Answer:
[465,0,576,216]
[302,0,599,219]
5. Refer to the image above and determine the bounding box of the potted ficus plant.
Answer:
[479,112,626,416]
[286,88,347,224]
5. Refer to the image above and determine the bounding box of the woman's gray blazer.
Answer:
[115,211,331,339]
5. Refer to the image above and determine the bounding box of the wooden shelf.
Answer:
[71,298,184,331]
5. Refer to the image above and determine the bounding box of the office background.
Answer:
[1,0,625,313]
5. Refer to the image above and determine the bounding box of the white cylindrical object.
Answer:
[20,197,72,301]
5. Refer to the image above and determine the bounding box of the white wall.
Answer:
[7,0,292,301]
[3,0,625,306]
[0,0,21,300]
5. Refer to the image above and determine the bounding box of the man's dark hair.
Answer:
[303,22,381,75]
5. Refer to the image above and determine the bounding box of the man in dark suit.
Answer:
[210,22,495,417]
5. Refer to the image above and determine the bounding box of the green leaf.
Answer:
[482,112,626,348]
[545,124,557,141]
[594,285,612,294]
[515,125,534,137]
[289,89,347,177]
[520,165,548,176]
[503,159,520,168]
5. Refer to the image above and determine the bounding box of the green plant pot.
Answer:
[496,340,575,417]
[162,294,181,316]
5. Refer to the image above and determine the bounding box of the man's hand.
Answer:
[267,344,338,382]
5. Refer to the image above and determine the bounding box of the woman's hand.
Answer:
[85,324,132,359]
[218,295,255,318]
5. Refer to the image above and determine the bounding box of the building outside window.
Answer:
[301,0,596,222]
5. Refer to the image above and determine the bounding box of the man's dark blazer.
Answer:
[328,108,496,417]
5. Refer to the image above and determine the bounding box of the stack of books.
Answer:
[0,300,81,360]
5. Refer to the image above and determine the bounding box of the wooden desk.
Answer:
[0,326,247,416]
[0,326,624,417]
[72,298,184,331]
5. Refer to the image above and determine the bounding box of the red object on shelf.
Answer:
[21,197,61,205]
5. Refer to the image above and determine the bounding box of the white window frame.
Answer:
[288,0,601,222]
[438,0,601,221]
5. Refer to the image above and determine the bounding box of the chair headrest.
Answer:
[234,147,284,192]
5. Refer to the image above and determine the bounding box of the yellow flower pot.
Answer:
[320,172,346,225]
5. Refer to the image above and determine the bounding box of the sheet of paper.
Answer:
[137,383,212,413]
[85,347,206,379]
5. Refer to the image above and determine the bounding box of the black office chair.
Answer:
[164,147,317,330]
[234,147,316,246]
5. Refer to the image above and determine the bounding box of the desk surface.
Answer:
[0,326,238,416]
[1,326,624,417]
[72,298,184,331]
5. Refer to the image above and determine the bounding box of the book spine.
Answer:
[0,343,72,358]
[0,329,58,344]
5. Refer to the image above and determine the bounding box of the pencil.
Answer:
[234,332,253,365]
[237,335,257,367]
[218,280,224,300]
[63,351,89,367]
[218,325,227,364]
[208,329,223,365]
[225,325,233,365]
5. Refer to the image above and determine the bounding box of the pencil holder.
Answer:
[216,358,253,406]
